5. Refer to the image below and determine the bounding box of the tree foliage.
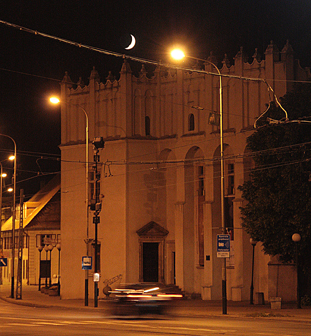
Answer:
[239,83,311,272]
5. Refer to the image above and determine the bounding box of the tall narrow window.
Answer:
[227,163,235,196]
[145,116,150,136]
[188,113,195,131]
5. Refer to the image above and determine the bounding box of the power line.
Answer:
[0,20,309,86]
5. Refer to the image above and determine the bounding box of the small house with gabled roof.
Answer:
[1,174,60,286]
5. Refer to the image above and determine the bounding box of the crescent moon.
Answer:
[125,34,136,50]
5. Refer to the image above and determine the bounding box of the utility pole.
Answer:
[16,189,24,299]
[92,137,104,307]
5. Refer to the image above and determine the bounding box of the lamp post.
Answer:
[292,233,301,309]
[92,137,105,308]
[47,244,54,287]
[0,165,7,285]
[44,244,49,288]
[171,49,226,314]
[0,164,7,222]
[0,134,17,299]
[49,97,90,305]
[38,245,43,291]
[56,242,61,296]
[0,164,7,245]
[250,238,257,304]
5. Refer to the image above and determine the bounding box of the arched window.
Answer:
[188,113,195,131]
[145,116,150,136]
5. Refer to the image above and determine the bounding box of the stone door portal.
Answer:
[137,221,169,283]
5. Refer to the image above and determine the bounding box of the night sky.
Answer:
[1,0,311,198]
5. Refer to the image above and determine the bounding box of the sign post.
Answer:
[217,234,230,314]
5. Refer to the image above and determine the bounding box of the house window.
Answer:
[188,113,195,131]
[3,236,11,249]
[145,116,151,136]
[36,234,57,247]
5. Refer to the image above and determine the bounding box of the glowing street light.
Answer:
[170,48,185,60]
[49,96,90,306]
[171,48,226,314]
[49,97,60,105]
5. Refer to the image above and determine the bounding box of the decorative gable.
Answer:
[136,221,169,238]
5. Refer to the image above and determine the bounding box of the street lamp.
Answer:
[0,164,7,236]
[0,134,17,299]
[250,238,257,304]
[292,233,301,309]
[170,49,226,314]
[49,97,90,306]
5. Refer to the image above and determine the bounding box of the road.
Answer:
[0,300,310,336]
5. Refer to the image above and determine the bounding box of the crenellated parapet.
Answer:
[60,42,310,145]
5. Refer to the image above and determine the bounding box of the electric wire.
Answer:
[1,20,311,196]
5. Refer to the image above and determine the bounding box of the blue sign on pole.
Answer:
[82,256,92,270]
[0,258,8,267]
[217,234,230,258]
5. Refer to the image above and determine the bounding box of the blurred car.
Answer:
[108,282,183,316]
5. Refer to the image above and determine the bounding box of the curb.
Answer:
[1,294,310,322]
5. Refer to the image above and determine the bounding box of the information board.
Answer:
[217,234,230,258]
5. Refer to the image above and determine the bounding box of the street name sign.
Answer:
[217,234,230,258]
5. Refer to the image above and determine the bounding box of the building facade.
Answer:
[1,175,60,288]
[59,41,310,301]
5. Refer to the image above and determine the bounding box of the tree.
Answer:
[239,83,311,284]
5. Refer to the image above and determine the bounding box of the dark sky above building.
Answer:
[1,0,311,197]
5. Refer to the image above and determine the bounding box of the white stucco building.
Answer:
[59,41,310,301]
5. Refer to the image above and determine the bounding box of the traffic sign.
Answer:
[82,256,92,270]
[217,234,230,258]
[0,258,8,267]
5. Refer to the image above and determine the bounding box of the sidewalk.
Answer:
[0,284,310,321]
